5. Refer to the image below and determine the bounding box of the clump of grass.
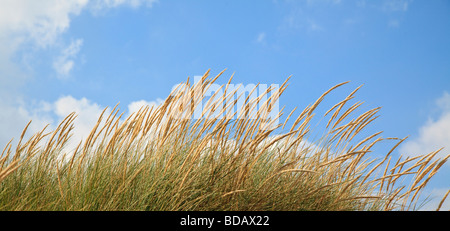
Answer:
[0,70,449,211]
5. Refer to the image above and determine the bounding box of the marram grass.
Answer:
[0,70,449,211]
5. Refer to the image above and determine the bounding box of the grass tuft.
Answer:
[0,70,448,211]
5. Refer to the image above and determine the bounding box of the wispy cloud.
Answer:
[0,98,54,152]
[53,95,106,149]
[307,19,323,31]
[128,99,164,116]
[388,19,400,28]
[0,0,157,81]
[257,32,266,43]
[52,96,164,153]
[280,9,324,33]
[306,0,342,6]
[356,0,366,8]
[0,0,158,151]
[400,92,450,159]
[382,0,411,12]
[0,0,88,48]
[256,32,267,45]
[89,0,158,14]
[53,39,84,78]
[94,0,158,8]
[0,0,89,91]
[0,94,165,156]
[419,188,450,211]
[279,0,347,34]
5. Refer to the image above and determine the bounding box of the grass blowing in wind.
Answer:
[0,70,449,211]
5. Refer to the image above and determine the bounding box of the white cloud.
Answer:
[0,0,89,93]
[0,95,108,155]
[0,0,157,48]
[306,0,342,6]
[0,95,165,157]
[382,0,411,12]
[51,97,164,153]
[437,92,450,112]
[0,0,158,151]
[257,32,266,43]
[279,1,333,34]
[128,99,164,116]
[356,0,366,8]
[256,32,266,45]
[0,0,157,80]
[400,92,450,159]
[0,0,89,48]
[94,0,158,9]
[307,19,323,31]
[53,39,84,77]
[388,19,400,28]
[418,188,450,211]
[0,98,54,152]
[53,96,107,148]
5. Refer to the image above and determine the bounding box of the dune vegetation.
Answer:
[0,70,449,211]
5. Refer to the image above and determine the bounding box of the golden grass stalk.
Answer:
[0,69,447,211]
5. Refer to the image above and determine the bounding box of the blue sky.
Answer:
[1,0,450,210]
